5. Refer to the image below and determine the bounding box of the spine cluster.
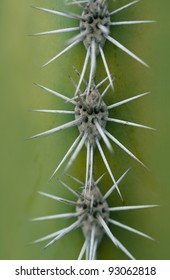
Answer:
[31,0,157,259]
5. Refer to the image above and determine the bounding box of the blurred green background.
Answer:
[0,0,170,259]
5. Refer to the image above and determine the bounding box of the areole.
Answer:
[30,0,157,259]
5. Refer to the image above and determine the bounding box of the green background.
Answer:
[0,0,169,259]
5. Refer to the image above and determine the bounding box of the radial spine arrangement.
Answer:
[31,0,157,259]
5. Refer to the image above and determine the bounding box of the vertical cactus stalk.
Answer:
[30,0,157,259]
